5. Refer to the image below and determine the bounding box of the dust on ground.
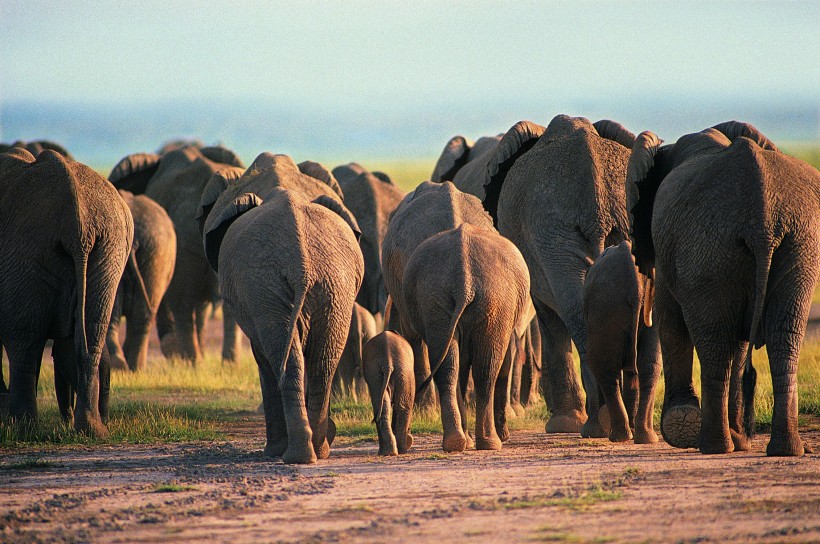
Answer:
[2,413,818,544]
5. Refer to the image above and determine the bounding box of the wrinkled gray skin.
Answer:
[214,187,363,464]
[106,191,177,372]
[363,331,415,456]
[0,148,133,437]
[583,240,660,444]
[485,116,637,438]
[332,163,406,318]
[403,224,530,452]
[0,140,74,160]
[109,146,245,364]
[332,302,377,402]
[628,122,820,456]
[431,134,502,199]
[382,181,495,409]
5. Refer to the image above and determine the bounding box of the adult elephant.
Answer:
[205,182,363,464]
[627,122,820,456]
[332,163,406,319]
[382,181,495,408]
[109,145,244,363]
[106,190,177,372]
[483,116,638,437]
[0,148,133,436]
[0,140,74,160]
[430,134,502,199]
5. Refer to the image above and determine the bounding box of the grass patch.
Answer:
[0,457,53,470]
[150,482,198,493]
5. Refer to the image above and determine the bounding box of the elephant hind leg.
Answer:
[252,341,288,458]
[6,335,46,426]
[633,326,661,444]
[52,337,77,424]
[279,346,316,464]
[429,339,467,453]
[470,337,507,451]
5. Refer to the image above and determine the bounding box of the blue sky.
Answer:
[1,1,817,107]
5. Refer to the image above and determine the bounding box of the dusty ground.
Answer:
[1,415,819,544]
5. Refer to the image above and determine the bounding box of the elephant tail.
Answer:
[742,243,772,437]
[416,292,469,394]
[372,365,393,424]
[277,280,308,388]
[126,247,153,315]
[74,254,90,362]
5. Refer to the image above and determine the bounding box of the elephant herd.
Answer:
[0,114,817,463]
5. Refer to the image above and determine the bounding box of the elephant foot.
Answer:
[109,353,128,371]
[74,412,109,439]
[378,445,398,456]
[442,431,467,453]
[315,438,331,460]
[766,432,807,457]
[661,405,701,449]
[508,402,525,418]
[730,429,752,452]
[476,434,503,451]
[397,434,414,454]
[264,438,288,458]
[283,442,318,464]
[580,418,608,439]
[160,333,181,359]
[633,427,659,445]
[327,417,337,446]
[498,423,510,443]
[608,426,633,443]
[597,405,611,435]
[465,432,475,450]
[545,411,586,434]
[699,433,734,455]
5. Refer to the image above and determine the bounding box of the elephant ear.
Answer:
[108,153,161,194]
[0,146,36,174]
[312,195,362,242]
[372,171,393,185]
[201,146,245,168]
[711,121,779,152]
[196,166,246,234]
[203,192,263,272]
[431,135,472,182]
[299,161,344,200]
[593,120,636,149]
[626,131,670,280]
[483,120,546,223]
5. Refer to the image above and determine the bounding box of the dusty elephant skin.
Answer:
[403,224,531,452]
[333,302,377,403]
[484,116,636,439]
[106,190,177,372]
[362,331,415,456]
[430,133,503,199]
[1,426,818,544]
[583,240,660,444]
[214,187,364,464]
[382,181,495,409]
[0,148,133,436]
[628,122,820,456]
[332,163,406,319]
[108,145,245,364]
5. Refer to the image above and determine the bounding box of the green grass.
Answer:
[354,158,435,192]
[2,328,820,447]
[0,457,53,470]
[150,482,198,493]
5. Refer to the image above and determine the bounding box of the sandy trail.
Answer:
[2,413,818,543]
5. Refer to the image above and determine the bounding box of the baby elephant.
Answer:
[583,240,661,444]
[363,331,415,456]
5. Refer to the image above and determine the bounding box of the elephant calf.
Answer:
[403,223,531,452]
[583,241,660,444]
[363,331,415,455]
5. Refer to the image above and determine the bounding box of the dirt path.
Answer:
[1,414,818,543]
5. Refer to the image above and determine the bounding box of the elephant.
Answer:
[332,163,406,319]
[0,148,133,436]
[157,139,204,155]
[106,190,177,372]
[582,240,660,444]
[363,331,415,455]
[207,182,363,464]
[332,302,377,402]
[382,181,495,408]
[403,223,531,452]
[626,121,820,456]
[430,133,503,199]
[507,302,540,417]
[0,140,73,160]
[482,116,638,438]
[109,145,245,363]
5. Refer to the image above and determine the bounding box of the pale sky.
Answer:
[1,1,818,108]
